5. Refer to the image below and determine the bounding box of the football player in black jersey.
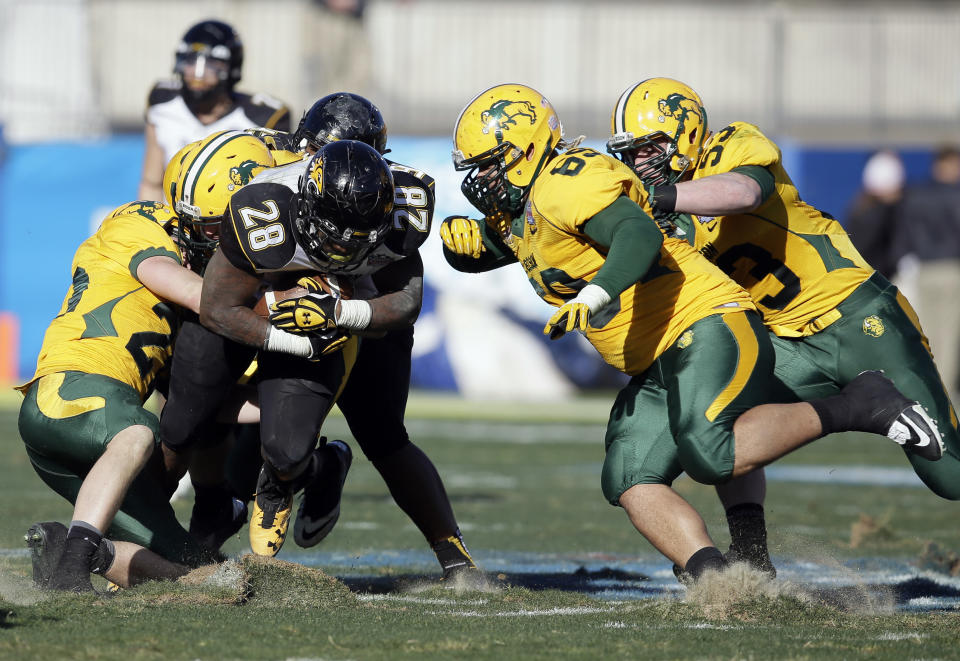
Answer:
[138,19,290,202]
[280,92,477,578]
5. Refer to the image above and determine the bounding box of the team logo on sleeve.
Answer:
[862,315,885,337]
[677,330,694,349]
[229,160,270,190]
[658,93,704,135]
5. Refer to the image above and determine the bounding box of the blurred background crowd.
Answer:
[2,0,960,402]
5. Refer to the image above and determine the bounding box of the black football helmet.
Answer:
[174,20,243,107]
[295,140,395,272]
[293,93,388,154]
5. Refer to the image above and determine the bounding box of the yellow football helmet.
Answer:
[162,130,275,269]
[607,78,709,185]
[453,83,563,218]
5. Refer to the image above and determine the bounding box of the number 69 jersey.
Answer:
[517,148,755,375]
[219,158,434,282]
[685,121,874,338]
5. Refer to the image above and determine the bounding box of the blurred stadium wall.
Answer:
[1,0,959,396]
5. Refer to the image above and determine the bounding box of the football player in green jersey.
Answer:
[443,83,943,583]
[607,78,960,510]
[17,200,257,592]
[18,136,274,593]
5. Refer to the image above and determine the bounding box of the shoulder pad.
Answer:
[147,80,180,108]
[385,166,435,255]
[234,92,292,131]
[224,182,299,272]
[106,200,177,227]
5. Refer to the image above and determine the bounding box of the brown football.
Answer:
[252,274,353,318]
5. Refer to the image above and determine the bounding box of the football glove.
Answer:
[439,215,485,259]
[544,301,591,340]
[269,292,338,334]
[307,331,351,359]
[543,284,613,340]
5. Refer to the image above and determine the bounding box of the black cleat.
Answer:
[294,440,352,548]
[25,521,67,589]
[843,370,945,461]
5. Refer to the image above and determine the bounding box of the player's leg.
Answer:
[104,541,189,588]
[828,280,960,498]
[714,470,775,577]
[251,338,359,556]
[159,320,257,483]
[18,372,198,591]
[337,329,475,577]
[603,374,726,581]
[667,311,941,480]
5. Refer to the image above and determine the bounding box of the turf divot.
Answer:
[240,554,357,609]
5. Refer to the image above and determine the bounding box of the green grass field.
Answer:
[2,388,959,660]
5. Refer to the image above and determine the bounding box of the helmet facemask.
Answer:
[173,203,221,273]
[176,50,231,109]
[454,141,528,219]
[607,130,690,186]
[294,195,389,272]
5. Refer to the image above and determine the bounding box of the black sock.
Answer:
[49,522,102,591]
[684,546,727,580]
[809,394,852,437]
[726,503,768,559]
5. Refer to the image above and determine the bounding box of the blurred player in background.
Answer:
[138,19,290,202]
[606,78,960,527]
[18,196,258,593]
[442,83,943,583]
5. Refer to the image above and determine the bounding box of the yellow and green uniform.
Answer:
[684,121,873,337]
[17,201,211,564]
[681,122,960,498]
[518,147,755,375]
[444,149,793,494]
[22,201,181,398]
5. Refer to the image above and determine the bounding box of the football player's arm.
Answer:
[651,166,775,217]
[137,255,203,313]
[138,123,165,202]
[440,216,518,272]
[545,196,663,338]
[198,250,270,348]
[359,252,424,332]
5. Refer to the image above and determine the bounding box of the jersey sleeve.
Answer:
[223,182,299,272]
[699,122,780,177]
[532,150,637,234]
[144,80,179,122]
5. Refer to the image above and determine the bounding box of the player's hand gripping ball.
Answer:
[266,275,354,334]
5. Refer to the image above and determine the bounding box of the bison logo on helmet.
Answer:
[228,160,267,190]
[658,93,703,135]
[480,100,538,138]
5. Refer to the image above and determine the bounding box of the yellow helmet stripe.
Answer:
[181,130,247,210]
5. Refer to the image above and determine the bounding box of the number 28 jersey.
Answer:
[515,148,755,375]
[685,122,873,337]
[220,159,434,283]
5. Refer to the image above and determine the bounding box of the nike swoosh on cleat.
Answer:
[298,509,338,539]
